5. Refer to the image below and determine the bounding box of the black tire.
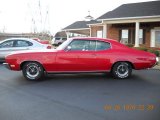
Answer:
[22,62,44,81]
[111,62,132,79]
[58,42,62,46]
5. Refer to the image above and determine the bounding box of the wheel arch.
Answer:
[20,61,46,71]
[111,61,135,71]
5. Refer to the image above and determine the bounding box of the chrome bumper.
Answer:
[156,57,159,65]
[3,63,11,70]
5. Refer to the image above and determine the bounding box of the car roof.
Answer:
[71,37,128,49]
[71,37,118,43]
[0,38,41,44]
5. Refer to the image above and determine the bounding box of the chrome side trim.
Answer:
[47,70,110,74]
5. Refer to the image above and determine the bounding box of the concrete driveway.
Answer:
[0,64,160,120]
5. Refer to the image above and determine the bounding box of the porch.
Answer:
[90,21,160,48]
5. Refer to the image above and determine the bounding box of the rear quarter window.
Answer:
[96,41,111,51]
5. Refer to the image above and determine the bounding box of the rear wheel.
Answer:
[112,62,132,79]
[22,62,44,81]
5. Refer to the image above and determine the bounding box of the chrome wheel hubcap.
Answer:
[26,64,39,78]
[116,64,129,78]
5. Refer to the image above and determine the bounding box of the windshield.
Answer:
[56,38,72,50]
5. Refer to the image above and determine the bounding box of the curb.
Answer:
[152,65,160,70]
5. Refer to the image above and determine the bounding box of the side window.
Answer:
[14,40,33,47]
[68,40,89,51]
[96,41,111,51]
[0,40,14,48]
[62,38,67,40]
[88,41,96,51]
[121,29,129,44]
[55,38,61,41]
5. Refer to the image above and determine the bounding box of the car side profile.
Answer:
[0,38,51,62]
[3,37,159,81]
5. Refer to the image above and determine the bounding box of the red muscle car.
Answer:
[3,37,159,81]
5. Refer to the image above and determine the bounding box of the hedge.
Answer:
[125,44,160,57]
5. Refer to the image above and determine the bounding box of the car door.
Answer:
[13,40,33,51]
[75,40,112,71]
[72,40,99,71]
[56,39,103,72]
[0,40,14,59]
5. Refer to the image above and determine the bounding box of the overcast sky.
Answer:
[0,0,156,35]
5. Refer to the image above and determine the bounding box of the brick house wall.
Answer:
[90,26,103,37]
[107,24,119,41]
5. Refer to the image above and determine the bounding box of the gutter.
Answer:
[98,15,160,22]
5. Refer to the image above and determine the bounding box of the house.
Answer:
[63,13,101,37]
[63,1,160,48]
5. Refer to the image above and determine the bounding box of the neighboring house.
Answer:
[63,1,160,48]
[63,13,101,37]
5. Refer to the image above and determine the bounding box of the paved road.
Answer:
[0,64,160,120]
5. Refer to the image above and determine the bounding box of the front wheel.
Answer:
[111,62,132,79]
[22,62,44,81]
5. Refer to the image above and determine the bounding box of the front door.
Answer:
[56,39,111,72]
[56,39,99,72]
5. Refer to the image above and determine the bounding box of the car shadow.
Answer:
[3,69,160,89]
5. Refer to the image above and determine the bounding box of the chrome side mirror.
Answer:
[66,46,71,51]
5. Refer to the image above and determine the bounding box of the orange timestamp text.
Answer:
[104,104,155,111]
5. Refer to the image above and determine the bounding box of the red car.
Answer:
[32,38,52,49]
[3,37,159,81]
[32,38,50,44]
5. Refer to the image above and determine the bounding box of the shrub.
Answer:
[126,44,134,47]
[134,47,160,56]
[147,49,160,57]
[135,47,148,51]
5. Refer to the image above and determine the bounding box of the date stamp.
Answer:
[104,104,155,111]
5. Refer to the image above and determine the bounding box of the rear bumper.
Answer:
[3,63,11,70]
[156,57,159,64]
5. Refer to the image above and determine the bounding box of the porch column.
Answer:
[134,22,140,47]
[89,27,92,37]
[65,31,70,39]
[150,29,155,47]
[103,24,107,38]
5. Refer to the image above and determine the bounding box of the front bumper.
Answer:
[3,63,11,70]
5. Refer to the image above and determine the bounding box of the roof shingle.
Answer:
[63,20,100,30]
[97,1,160,20]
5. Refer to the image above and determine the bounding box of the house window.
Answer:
[139,29,143,44]
[97,30,103,38]
[121,29,129,44]
[155,30,160,47]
